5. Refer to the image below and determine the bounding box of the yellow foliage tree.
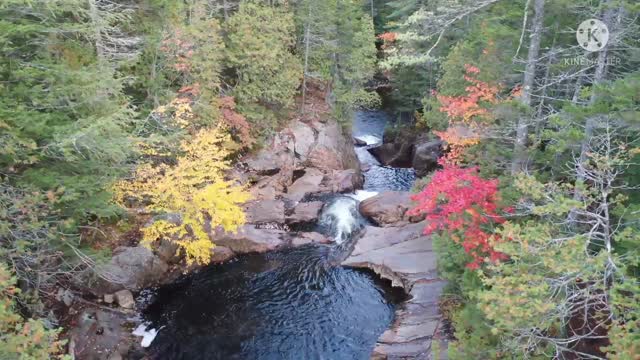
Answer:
[116,125,250,265]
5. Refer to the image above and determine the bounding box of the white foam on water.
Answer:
[133,322,163,348]
[355,135,381,145]
[347,190,379,202]
[319,198,360,244]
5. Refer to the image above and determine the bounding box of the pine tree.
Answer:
[0,1,139,221]
[225,2,302,133]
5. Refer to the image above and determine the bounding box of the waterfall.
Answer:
[317,197,365,244]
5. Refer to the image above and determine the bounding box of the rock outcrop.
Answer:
[343,221,446,359]
[94,246,168,295]
[305,120,361,172]
[366,125,442,178]
[359,191,420,226]
[368,143,414,168]
[243,118,362,203]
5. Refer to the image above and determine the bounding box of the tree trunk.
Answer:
[223,0,229,21]
[569,1,617,226]
[88,0,105,62]
[301,14,311,114]
[511,0,545,174]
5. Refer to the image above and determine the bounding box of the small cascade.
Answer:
[317,196,365,244]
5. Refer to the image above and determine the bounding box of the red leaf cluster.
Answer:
[408,164,507,269]
[436,64,499,123]
[160,29,195,73]
[219,96,254,147]
[377,32,397,42]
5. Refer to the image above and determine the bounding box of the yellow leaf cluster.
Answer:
[115,126,250,265]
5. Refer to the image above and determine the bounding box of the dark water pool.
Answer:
[142,245,403,360]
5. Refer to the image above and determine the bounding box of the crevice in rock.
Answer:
[292,169,306,183]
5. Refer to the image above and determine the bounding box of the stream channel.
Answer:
[138,110,416,360]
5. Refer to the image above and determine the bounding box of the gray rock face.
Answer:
[286,201,324,225]
[213,225,286,254]
[342,222,446,359]
[95,246,168,295]
[324,169,363,193]
[291,121,315,161]
[286,168,324,201]
[155,237,181,264]
[244,200,286,224]
[359,191,418,226]
[412,139,443,177]
[306,120,361,172]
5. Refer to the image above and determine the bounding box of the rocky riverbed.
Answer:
[67,112,446,360]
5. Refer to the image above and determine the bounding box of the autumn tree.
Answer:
[409,163,507,270]
[116,125,250,265]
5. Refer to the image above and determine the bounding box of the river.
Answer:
[138,111,414,360]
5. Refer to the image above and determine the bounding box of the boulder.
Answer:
[104,294,115,304]
[353,137,367,146]
[368,143,414,168]
[359,191,417,226]
[412,139,442,177]
[94,246,168,295]
[286,201,324,225]
[114,289,135,309]
[324,169,363,193]
[244,154,280,176]
[244,200,286,224]
[212,225,286,254]
[286,168,324,201]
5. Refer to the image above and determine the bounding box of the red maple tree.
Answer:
[408,163,508,269]
[433,64,500,164]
